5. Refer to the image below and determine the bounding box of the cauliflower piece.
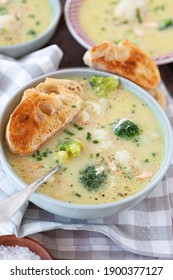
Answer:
[115,150,133,165]
[86,101,101,115]
[86,98,109,116]
[81,110,90,122]
[114,0,148,23]
[0,14,20,31]
[93,129,114,149]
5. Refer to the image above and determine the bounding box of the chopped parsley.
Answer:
[136,8,142,23]
[86,132,92,141]
[27,29,36,36]
[73,123,83,130]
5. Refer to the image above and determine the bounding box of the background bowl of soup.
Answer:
[65,0,173,65]
[0,0,61,58]
[0,68,173,219]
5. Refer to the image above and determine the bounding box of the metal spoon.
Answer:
[0,165,60,223]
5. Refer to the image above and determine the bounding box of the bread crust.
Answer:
[6,79,84,155]
[148,88,166,110]
[83,40,160,90]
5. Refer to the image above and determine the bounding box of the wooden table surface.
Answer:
[48,0,173,98]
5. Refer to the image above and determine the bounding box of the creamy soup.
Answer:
[6,76,165,205]
[0,0,53,46]
[78,0,173,57]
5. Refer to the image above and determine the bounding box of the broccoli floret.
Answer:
[54,138,83,163]
[79,165,107,191]
[89,75,118,97]
[112,119,140,140]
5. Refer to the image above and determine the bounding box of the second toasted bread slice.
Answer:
[83,40,160,90]
[6,80,83,155]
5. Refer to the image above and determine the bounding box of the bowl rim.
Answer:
[0,235,53,259]
[0,67,173,213]
[0,0,61,50]
[64,0,173,65]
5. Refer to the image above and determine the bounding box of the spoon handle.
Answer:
[0,166,60,223]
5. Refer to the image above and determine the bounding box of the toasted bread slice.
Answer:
[36,78,84,97]
[6,80,84,155]
[83,40,160,90]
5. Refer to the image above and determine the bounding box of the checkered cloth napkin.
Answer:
[0,48,173,259]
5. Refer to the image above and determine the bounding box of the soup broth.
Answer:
[0,0,53,46]
[78,0,173,57]
[6,76,165,205]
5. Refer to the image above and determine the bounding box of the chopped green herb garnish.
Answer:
[36,21,40,25]
[152,152,156,157]
[64,130,75,136]
[71,104,76,108]
[28,14,35,18]
[136,8,142,23]
[27,29,36,36]
[153,5,165,11]
[144,159,149,163]
[93,140,99,144]
[121,20,129,24]
[86,132,92,141]
[75,193,81,198]
[32,149,52,161]
[36,157,42,161]
[73,123,83,130]
[158,19,173,30]
[36,150,40,156]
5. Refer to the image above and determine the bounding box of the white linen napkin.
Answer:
[0,50,173,259]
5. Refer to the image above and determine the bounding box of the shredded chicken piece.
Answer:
[143,21,158,28]
[133,25,144,37]
[104,156,117,172]
[136,171,153,179]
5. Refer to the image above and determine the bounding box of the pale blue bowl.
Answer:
[0,68,173,219]
[0,0,61,58]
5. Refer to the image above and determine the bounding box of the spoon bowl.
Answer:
[0,166,60,223]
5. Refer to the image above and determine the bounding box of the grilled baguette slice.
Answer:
[6,81,83,155]
[83,40,160,90]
